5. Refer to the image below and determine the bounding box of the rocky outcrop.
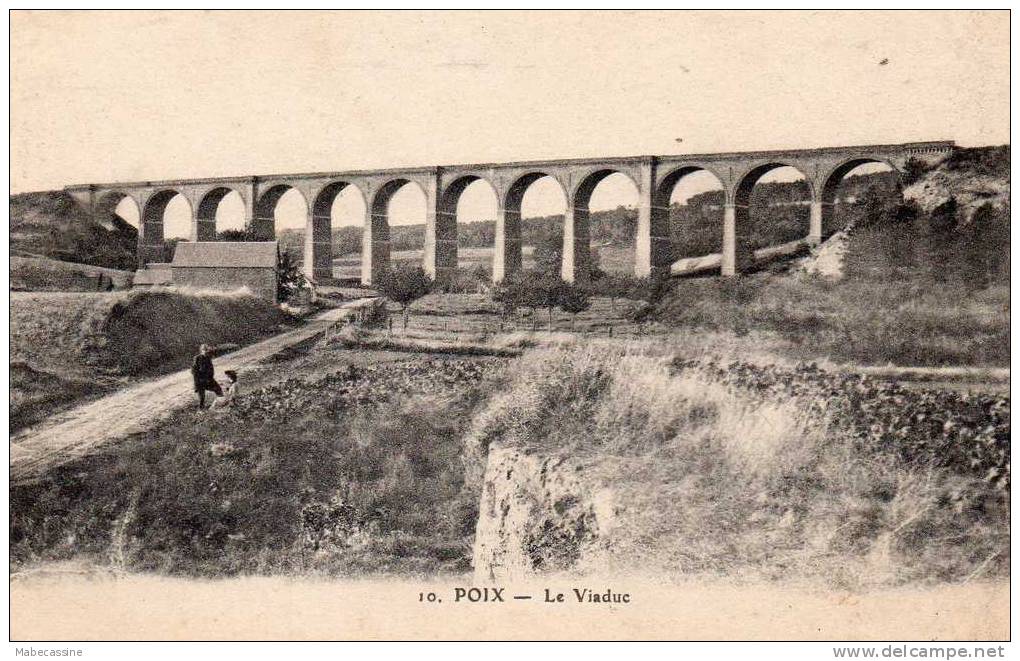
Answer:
[792,230,849,280]
[904,168,1010,222]
[472,444,617,581]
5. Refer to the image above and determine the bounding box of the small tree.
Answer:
[515,276,539,330]
[491,272,527,323]
[556,283,591,331]
[521,275,567,331]
[468,263,492,293]
[376,264,433,329]
[277,248,306,302]
[850,184,907,230]
[532,231,563,277]
[498,269,540,327]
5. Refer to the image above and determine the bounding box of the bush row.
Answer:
[671,358,1010,492]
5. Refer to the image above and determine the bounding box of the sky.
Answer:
[10,10,1010,237]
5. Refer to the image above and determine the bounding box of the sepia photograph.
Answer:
[7,8,1011,647]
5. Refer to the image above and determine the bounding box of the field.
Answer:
[332,246,539,279]
[11,339,508,576]
[647,274,1009,368]
[391,291,652,338]
[646,218,1010,368]
[351,272,1009,370]
[10,331,1008,589]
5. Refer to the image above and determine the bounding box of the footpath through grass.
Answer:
[11,342,508,578]
[10,289,292,431]
[10,334,1009,587]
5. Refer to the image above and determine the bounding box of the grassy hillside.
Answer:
[645,146,1010,367]
[11,253,134,292]
[903,145,1010,220]
[467,344,1008,588]
[10,191,138,270]
[11,345,507,577]
[10,335,1007,587]
[10,289,291,430]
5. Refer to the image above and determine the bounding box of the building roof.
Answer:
[171,241,278,268]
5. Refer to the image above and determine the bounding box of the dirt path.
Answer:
[10,307,347,484]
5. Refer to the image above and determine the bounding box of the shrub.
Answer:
[491,272,528,320]
[218,228,260,241]
[555,283,591,329]
[851,186,917,229]
[276,248,306,302]
[519,272,569,330]
[943,145,1010,178]
[438,265,491,294]
[901,157,930,186]
[957,203,1010,289]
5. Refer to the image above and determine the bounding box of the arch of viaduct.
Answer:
[65,140,953,285]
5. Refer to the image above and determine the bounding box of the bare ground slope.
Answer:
[10,289,291,431]
[10,308,344,483]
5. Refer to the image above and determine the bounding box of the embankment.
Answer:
[10,190,138,270]
[11,253,135,292]
[10,288,291,430]
[468,345,1009,588]
[10,352,504,576]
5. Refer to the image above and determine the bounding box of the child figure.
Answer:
[210,370,239,411]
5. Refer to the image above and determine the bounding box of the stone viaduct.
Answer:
[64,140,953,284]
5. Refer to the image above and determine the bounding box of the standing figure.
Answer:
[191,343,222,409]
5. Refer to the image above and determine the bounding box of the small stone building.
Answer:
[170,242,279,302]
